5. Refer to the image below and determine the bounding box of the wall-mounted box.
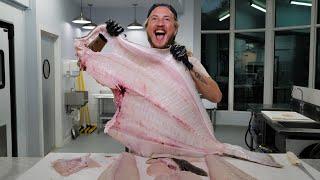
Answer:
[63,59,80,78]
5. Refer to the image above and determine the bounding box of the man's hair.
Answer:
[145,3,179,47]
[147,3,178,20]
[144,3,179,29]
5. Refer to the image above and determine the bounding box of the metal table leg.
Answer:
[97,99,101,134]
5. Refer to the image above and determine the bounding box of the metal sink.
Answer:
[278,121,320,129]
[65,91,88,113]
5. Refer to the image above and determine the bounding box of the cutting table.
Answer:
[17,153,320,180]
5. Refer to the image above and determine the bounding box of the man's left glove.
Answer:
[106,19,124,36]
[170,44,193,70]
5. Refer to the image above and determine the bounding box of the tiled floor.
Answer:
[53,132,125,153]
[54,125,249,153]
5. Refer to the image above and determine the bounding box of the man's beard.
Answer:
[147,33,176,49]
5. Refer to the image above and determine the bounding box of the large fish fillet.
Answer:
[98,152,140,180]
[75,24,282,168]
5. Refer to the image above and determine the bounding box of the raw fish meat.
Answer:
[75,24,282,168]
[146,157,207,177]
[205,155,257,180]
[98,152,140,180]
[154,171,203,180]
[51,154,100,176]
[99,153,256,180]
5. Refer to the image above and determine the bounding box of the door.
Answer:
[0,27,11,156]
[41,32,55,155]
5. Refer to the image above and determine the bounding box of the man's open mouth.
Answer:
[155,30,166,41]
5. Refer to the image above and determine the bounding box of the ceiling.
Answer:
[72,0,184,13]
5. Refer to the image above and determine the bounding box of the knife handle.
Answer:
[286,151,301,166]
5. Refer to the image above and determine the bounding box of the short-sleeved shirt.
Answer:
[189,57,210,78]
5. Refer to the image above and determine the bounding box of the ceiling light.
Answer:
[82,4,97,30]
[290,0,312,6]
[250,3,266,12]
[72,0,91,24]
[127,4,143,30]
[219,13,230,21]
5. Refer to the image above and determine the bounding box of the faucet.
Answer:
[293,87,304,113]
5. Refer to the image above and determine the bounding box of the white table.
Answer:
[92,93,114,133]
[17,153,320,180]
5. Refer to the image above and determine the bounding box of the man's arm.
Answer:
[189,69,222,103]
[170,44,222,103]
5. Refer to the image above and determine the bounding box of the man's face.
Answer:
[146,7,177,49]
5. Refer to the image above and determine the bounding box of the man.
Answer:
[106,4,222,103]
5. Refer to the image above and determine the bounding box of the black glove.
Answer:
[170,44,193,70]
[106,19,124,36]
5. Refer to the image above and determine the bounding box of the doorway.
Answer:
[0,21,17,157]
[41,31,57,155]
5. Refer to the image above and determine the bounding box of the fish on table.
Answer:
[72,23,283,178]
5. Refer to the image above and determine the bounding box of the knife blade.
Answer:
[286,151,317,180]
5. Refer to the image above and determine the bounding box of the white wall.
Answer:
[23,0,80,156]
[0,1,27,156]
[38,0,80,154]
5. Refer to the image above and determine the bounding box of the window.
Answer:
[201,0,230,30]
[274,29,310,104]
[236,0,266,29]
[0,50,4,89]
[201,34,229,110]
[201,0,316,112]
[275,0,312,27]
[234,32,265,110]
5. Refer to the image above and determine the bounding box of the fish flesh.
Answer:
[146,157,208,177]
[51,154,100,176]
[102,153,205,180]
[98,152,140,180]
[100,153,255,180]
[154,171,203,180]
[205,155,257,180]
[75,24,282,168]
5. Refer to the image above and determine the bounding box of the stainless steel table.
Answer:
[92,93,114,133]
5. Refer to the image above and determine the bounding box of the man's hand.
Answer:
[106,19,124,36]
[170,44,193,70]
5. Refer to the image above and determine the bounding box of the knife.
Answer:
[286,151,317,180]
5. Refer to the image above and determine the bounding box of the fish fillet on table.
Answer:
[74,24,282,168]
[98,152,256,180]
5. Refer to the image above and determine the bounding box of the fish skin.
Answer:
[74,25,282,168]
[171,158,208,176]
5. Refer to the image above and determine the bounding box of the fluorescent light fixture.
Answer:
[127,22,144,30]
[72,0,91,24]
[82,4,97,30]
[82,23,97,30]
[250,3,266,12]
[72,13,91,24]
[127,4,143,30]
[219,13,230,21]
[290,1,312,7]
